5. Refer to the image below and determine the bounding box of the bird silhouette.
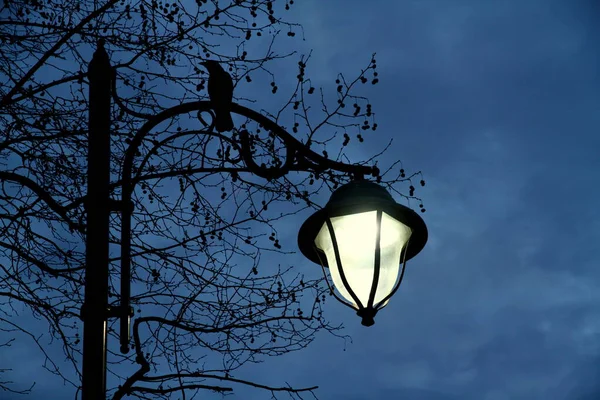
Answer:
[201,60,234,132]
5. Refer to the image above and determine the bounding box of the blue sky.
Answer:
[3,1,600,399]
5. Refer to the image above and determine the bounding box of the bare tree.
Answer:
[0,0,425,398]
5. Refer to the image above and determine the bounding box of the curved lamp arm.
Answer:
[118,101,380,353]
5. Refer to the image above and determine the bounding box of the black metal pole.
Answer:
[83,40,111,400]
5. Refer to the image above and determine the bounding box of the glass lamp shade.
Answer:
[298,180,428,326]
[314,211,412,308]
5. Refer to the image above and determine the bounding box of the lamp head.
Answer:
[297,180,428,326]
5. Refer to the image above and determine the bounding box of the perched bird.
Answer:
[201,60,234,132]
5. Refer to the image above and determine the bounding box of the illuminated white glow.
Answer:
[315,211,412,308]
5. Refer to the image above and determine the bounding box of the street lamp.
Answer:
[83,40,425,400]
[298,180,427,326]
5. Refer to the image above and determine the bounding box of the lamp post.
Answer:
[83,39,112,400]
[82,41,426,400]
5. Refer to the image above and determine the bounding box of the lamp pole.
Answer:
[82,40,111,400]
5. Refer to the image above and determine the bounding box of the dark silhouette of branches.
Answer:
[0,0,426,398]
